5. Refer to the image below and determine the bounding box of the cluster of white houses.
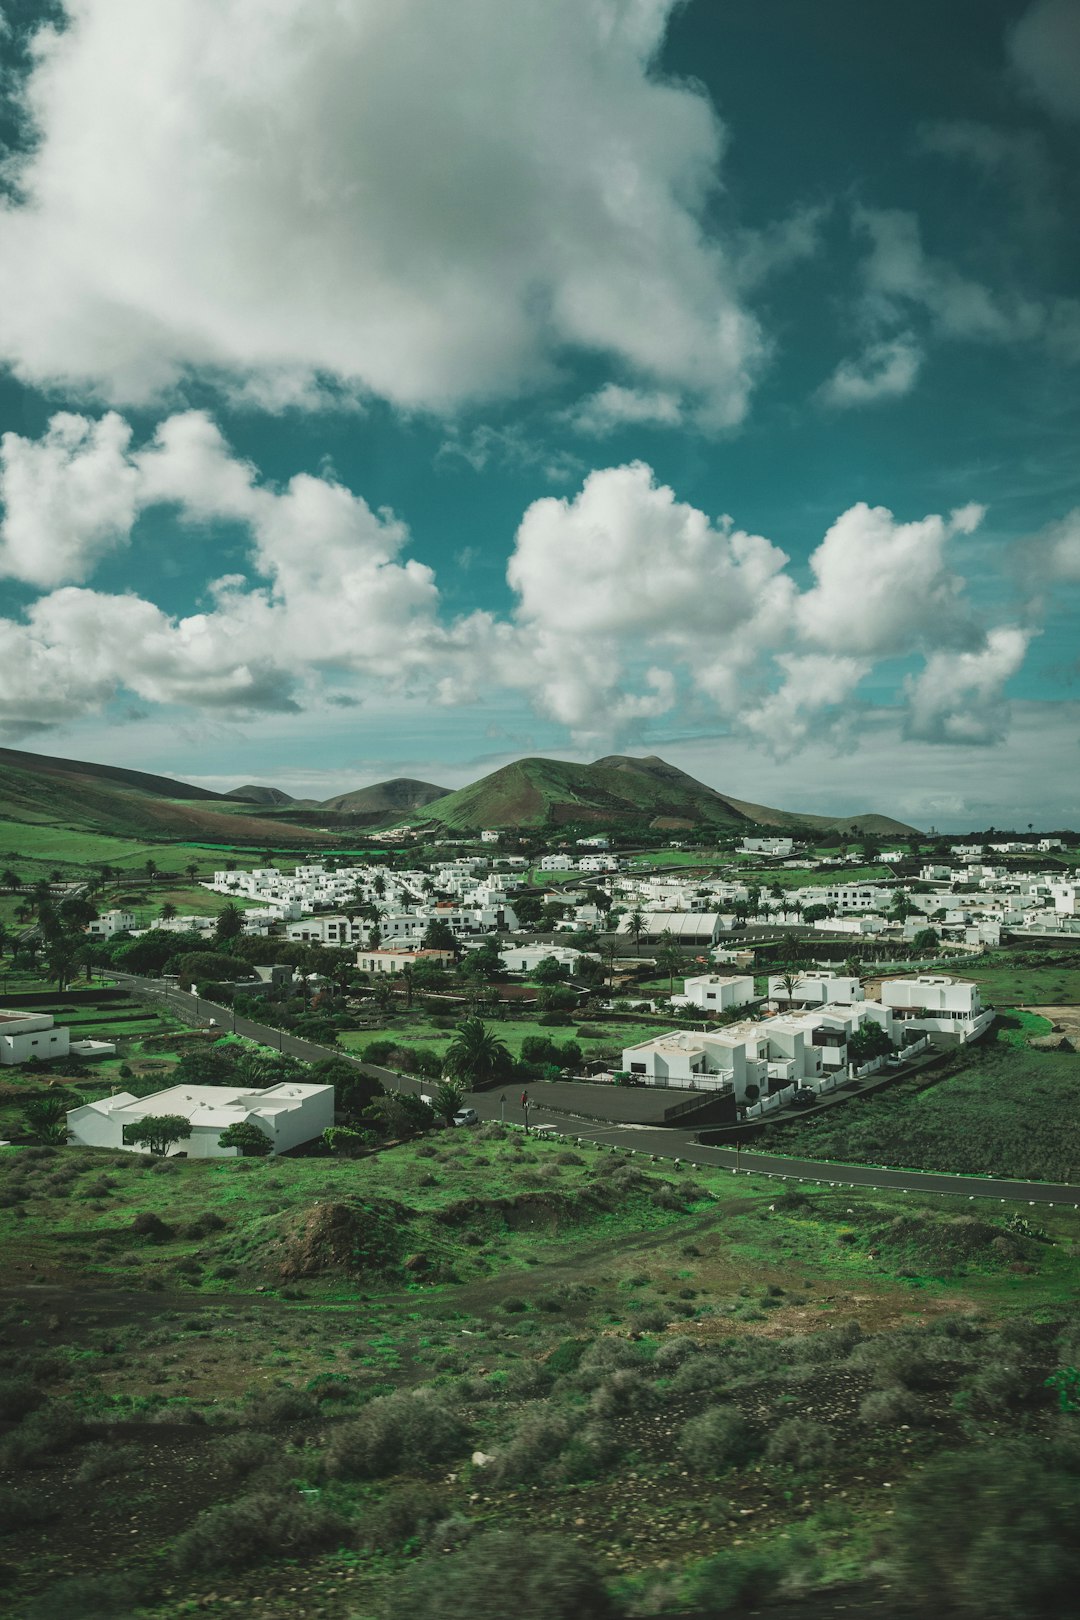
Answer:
[621,973,989,1117]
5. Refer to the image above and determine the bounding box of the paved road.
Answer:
[114,973,1080,1208]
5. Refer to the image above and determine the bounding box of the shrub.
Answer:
[73,1441,143,1485]
[763,1418,835,1473]
[130,1211,174,1242]
[324,1389,468,1479]
[679,1406,757,1473]
[489,1409,572,1485]
[0,1376,44,1422]
[246,1387,320,1427]
[684,1538,819,1613]
[207,1431,283,1481]
[889,1439,1080,1618]
[23,1572,159,1620]
[361,1482,452,1551]
[172,1490,348,1573]
[858,1387,925,1427]
[382,1530,621,1620]
[0,1402,86,1467]
[590,1369,655,1419]
[0,1483,55,1530]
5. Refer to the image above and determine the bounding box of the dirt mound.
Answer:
[259,1198,414,1281]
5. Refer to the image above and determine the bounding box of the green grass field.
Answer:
[955,953,1080,1007]
[339,1014,671,1064]
[754,1021,1080,1182]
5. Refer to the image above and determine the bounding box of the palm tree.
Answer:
[159,901,177,923]
[656,930,683,995]
[21,1094,69,1146]
[628,907,645,955]
[779,971,800,1010]
[2,869,21,891]
[185,863,199,884]
[145,859,158,884]
[443,1017,510,1089]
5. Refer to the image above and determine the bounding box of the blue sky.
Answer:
[0,0,1077,829]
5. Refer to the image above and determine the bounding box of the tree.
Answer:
[778,971,800,1009]
[145,859,158,884]
[217,1120,273,1156]
[532,954,568,985]
[656,931,684,995]
[21,1093,70,1145]
[214,903,244,944]
[432,1079,464,1123]
[848,1021,893,1063]
[628,908,645,955]
[443,1017,511,1089]
[2,868,21,890]
[159,901,178,923]
[122,1114,192,1156]
[422,917,458,954]
[368,1091,434,1140]
[44,936,79,993]
[185,863,199,884]
[173,1046,240,1087]
[911,927,940,955]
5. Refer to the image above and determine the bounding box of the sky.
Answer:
[0,0,1077,830]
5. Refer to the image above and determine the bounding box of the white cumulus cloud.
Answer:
[1010,0,1080,121]
[0,0,763,425]
[818,334,923,409]
[0,412,139,586]
[904,627,1033,745]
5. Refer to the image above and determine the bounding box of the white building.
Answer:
[67,1081,334,1158]
[480,830,500,843]
[355,947,456,975]
[767,973,864,1007]
[672,974,756,1014]
[0,1010,70,1066]
[740,837,794,857]
[286,915,365,946]
[619,911,724,945]
[879,975,990,1038]
[539,854,575,872]
[86,909,135,939]
[500,944,596,974]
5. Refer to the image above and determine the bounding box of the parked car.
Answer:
[790,1088,817,1108]
[452,1107,479,1128]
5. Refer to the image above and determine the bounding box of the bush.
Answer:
[489,1410,571,1486]
[73,1441,143,1485]
[889,1440,1080,1618]
[246,1387,320,1427]
[0,1376,44,1421]
[23,1572,159,1620]
[324,1389,468,1479]
[684,1538,818,1614]
[679,1406,757,1473]
[763,1418,835,1473]
[858,1387,925,1427]
[361,1482,453,1551]
[0,1483,56,1530]
[172,1490,348,1573]
[0,1402,86,1468]
[207,1431,283,1481]
[382,1530,621,1620]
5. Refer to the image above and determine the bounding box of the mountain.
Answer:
[410,754,918,835]
[0,747,324,845]
[320,778,450,814]
[226,784,298,807]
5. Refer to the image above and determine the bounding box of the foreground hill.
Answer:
[0,747,324,845]
[413,753,917,834]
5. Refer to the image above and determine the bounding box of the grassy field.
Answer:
[754,1020,1080,1182]
[340,1014,671,1065]
[955,951,1080,1007]
[2,1126,1079,1619]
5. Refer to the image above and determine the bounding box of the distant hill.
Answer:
[226,784,298,807]
[0,747,324,845]
[410,754,917,835]
[321,778,450,815]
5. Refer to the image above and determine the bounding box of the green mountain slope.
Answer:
[412,753,918,834]
[0,749,323,844]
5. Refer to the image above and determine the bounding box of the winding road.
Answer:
[114,972,1080,1208]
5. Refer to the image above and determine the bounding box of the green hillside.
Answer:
[0,749,324,848]
[321,776,449,814]
[412,753,918,834]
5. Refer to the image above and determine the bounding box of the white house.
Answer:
[740,837,794,857]
[86,909,135,939]
[619,911,724,945]
[672,974,756,1014]
[355,947,456,975]
[0,1010,70,1066]
[500,944,596,974]
[767,973,864,1008]
[286,915,365,946]
[67,1081,334,1158]
[879,975,990,1039]
[480,830,500,843]
[539,854,575,872]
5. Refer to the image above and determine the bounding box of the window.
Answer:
[630,1062,646,1074]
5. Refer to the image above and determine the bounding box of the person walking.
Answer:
[520,1088,530,1133]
